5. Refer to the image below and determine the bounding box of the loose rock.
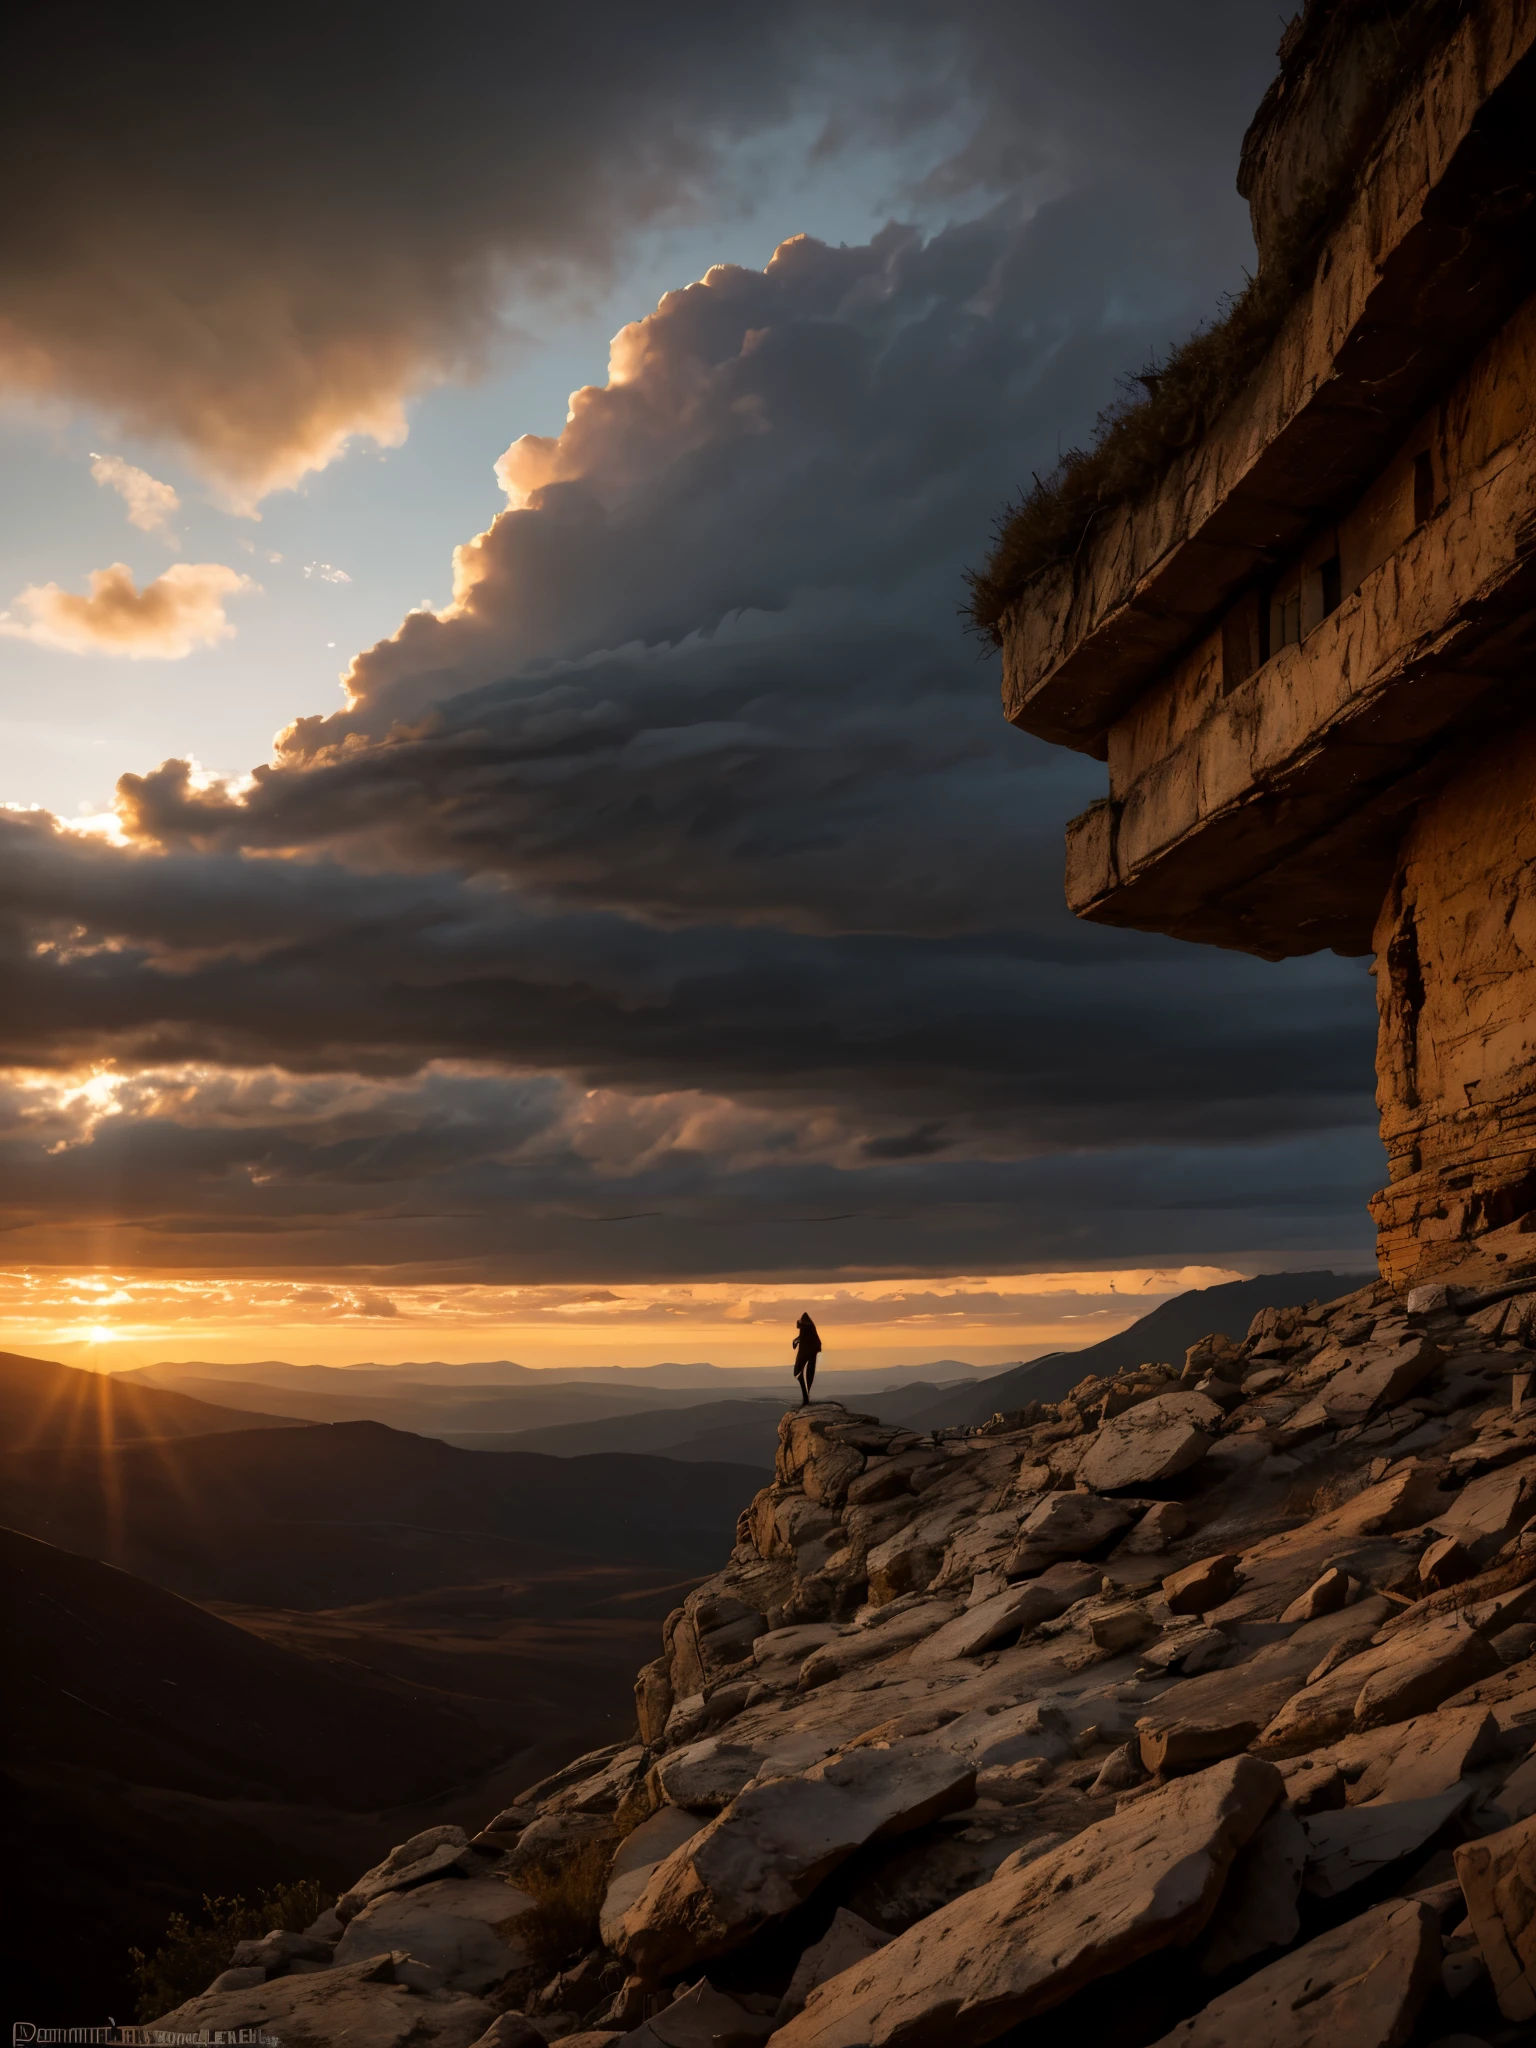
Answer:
[771,1756,1282,2047]
[1148,1898,1438,2048]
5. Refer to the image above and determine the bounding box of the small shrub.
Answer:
[517,1838,613,1980]
[129,1877,331,2020]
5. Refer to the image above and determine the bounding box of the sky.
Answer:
[0,2,1383,1372]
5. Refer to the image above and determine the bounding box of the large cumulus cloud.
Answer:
[0,2,1280,503]
[0,3,1383,1282]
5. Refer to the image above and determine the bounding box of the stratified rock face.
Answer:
[1372,726,1536,1289]
[156,1278,1536,2047]
[991,0,1536,1286]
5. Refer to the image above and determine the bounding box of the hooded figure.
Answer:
[792,1313,822,1405]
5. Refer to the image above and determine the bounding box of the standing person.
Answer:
[792,1312,822,1405]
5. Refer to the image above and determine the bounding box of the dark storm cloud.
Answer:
[0,2,1279,500]
[116,202,1218,937]
[0,3,1384,1276]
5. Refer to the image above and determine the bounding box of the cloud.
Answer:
[89,454,180,540]
[0,7,1381,1289]
[0,3,1283,502]
[0,561,256,658]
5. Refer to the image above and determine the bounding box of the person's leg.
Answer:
[803,1354,815,1401]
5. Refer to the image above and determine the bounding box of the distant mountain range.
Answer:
[104,1271,1368,1469]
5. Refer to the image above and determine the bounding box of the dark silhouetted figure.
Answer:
[792,1313,822,1405]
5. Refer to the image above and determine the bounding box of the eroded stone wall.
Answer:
[1372,719,1536,1286]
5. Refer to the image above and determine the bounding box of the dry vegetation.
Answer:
[967,0,1463,639]
[130,1878,330,2020]
[517,1837,614,1979]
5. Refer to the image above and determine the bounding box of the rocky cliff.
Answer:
[153,1276,1536,2045]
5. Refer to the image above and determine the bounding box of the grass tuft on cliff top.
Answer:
[967,0,1466,642]
[965,208,1322,644]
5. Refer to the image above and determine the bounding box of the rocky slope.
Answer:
[150,1276,1536,2045]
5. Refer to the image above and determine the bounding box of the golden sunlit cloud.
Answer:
[0,561,256,658]
[89,453,180,541]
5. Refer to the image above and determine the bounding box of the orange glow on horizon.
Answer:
[0,1261,1260,1374]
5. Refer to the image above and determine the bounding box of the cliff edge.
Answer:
[151,1274,1536,2045]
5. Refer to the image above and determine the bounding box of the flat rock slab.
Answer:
[1078,1393,1222,1493]
[616,1738,976,1977]
[1148,1898,1438,2048]
[770,1755,1282,2048]
[1440,1456,1536,1546]
[1302,1787,1472,1898]
[1256,1615,1501,1756]
[335,1875,534,1992]
[1455,1812,1536,2023]
[912,1566,1100,1665]
[1129,1607,1392,1775]
[153,1952,495,2048]
[799,1602,960,1688]
[653,1740,763,1811]
[1346,1706,1500,1804]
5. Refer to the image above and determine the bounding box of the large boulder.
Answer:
[1147,1898,1438,2048]
[1077,1393,1222,1493]
[866,1503,977,1605]
[151,1951,495,2047]
[1284,1335,1442,1432]
[1438,1456,1536,1551]
[1255,1613,1502,1755]
[1007,1492,1139,1574]
[798,1601,959,1688]
[769,1756,1282,2048]
[615,1740,976,1978]
[334,1876,533,1992]
[600,1809,708,1950]
[909,1562,1101,1665]
[1301,1787,1474,1898]
[337,1828,479,1923]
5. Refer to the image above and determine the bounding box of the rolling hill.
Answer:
[0,1408,763,1607]
[0,1346,307,1448]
